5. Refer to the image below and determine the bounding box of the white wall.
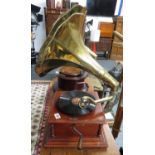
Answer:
[31,0,46,52]
[31,0,123,51]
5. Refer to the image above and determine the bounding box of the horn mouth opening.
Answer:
[35,5,119,91]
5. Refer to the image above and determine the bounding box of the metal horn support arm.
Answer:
[79,96,113,109]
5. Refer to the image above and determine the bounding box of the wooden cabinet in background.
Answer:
[86,37,112,53]
[99,22,114,38]
[46,0,55,9]
[96,37,113,52]
[45,0,70,35]
[110,16,123,61]
[45,8,67,36]
[85,22,114,58]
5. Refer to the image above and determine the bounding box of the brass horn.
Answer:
[35,5,119,91]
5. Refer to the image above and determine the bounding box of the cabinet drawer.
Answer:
[96,38,112,51]
[45,14,60,35]
[85,38,112,52]
[99,22,114,38]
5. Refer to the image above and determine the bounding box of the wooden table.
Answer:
[39,79,120,155]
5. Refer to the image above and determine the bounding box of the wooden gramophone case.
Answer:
[44,67,108,149]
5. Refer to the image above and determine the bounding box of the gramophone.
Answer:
[35,5,119,149]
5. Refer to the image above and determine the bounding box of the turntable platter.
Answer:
[57,91,96,117]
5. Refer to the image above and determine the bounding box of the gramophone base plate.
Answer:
[44,124,108,149]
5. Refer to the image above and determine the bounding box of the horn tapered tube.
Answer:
[35,5,119,91]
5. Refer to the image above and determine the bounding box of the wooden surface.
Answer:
[85,37,113,55]
[46,0,55,9]
[85,22,114,55]
[99,22,114,38]
[96,38,113,53]
[40,124,120,155]
[112,87,123,139]
[45,8,67,35]
[58,67,87,91]
[45,87,108,148]
[110,16,123,61]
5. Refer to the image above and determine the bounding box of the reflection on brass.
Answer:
[35,5,119,91]
[79,96,113,109]
[59,66,82,76]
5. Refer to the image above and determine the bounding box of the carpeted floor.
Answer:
[31,81,50,155]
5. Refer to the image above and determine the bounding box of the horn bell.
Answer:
[35,5,119,90]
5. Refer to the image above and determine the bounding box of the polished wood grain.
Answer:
[39,78,120,155]
[45,8,67,35]
[46,0,55,9]
[99,22,115,38]
[110,16,123,61]
[44,89,108,148]
[40,124,120,155]
[58,70,88,91]
[112,87,123,139]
